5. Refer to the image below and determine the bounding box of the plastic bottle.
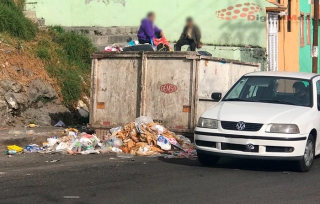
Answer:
[5,150,17,155]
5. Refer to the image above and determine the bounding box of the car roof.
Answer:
[245,71,320,80]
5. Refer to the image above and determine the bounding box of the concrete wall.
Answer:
[179,45,267,70]
[26,0,273,47]
[299,0,313,73]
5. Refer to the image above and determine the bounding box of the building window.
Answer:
[307,13,311,45]
[287,0,291,32]
[300,12,305,47]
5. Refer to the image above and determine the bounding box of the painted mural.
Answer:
[216,3,263,21]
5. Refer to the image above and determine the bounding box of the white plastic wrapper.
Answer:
[135,116,153,124]
[151,125,166,135]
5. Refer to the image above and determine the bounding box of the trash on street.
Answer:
[3,117,197,159]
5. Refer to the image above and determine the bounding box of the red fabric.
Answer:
[152,37,170,48]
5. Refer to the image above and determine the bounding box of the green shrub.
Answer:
[36,46,51,60]
[54,31,97,67]
[0,0,37,40]
[49,25,65,34]
[46,64,82,107]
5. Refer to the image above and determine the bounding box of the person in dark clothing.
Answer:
[137,12,163,44]
[175,17,202,51]
[293,81,310,106]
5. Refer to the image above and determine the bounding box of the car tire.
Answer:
[296,134,315,172]
[197,152,220,166]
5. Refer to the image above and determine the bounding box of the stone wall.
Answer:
[0,78,72,127]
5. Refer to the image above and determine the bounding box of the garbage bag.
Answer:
[24,144,40,153]
[56,142,69,151]
[176,135,192,145]
[54,120,65,127]
[135,116,153,124]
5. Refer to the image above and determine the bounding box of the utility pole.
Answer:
[313,0,319,73]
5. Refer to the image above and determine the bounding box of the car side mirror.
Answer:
[211,92,222,101]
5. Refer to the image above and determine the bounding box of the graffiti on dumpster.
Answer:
[160,83,178,94]
[85,0,126,7]
[216,3,262,20]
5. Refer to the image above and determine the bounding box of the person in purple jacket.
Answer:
[137,12,163,44]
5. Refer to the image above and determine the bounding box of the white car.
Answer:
[195,71,320,172]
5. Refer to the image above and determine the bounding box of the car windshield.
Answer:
[223,76,312,107]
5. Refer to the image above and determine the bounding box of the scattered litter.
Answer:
[7,145,23,152]
[117,153,134,159]
[63,196,80,199]
[26,130,35,135]
[4,117,196,159]
[157,135,171,151]
[46,160,60,163]
[81,150,100,155]
[54,120,65,127]
[4,150,17,155]
[283,172,290,175]
[24,144,40,153]
[135,116,153,124]
[0,172,6,176]
[104,44,123,52]
[28,124,37,128]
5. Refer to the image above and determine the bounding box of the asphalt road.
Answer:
[1,153,320,204]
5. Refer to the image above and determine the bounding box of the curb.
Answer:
[0,128,64,152]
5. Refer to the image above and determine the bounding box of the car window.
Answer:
[316,80,320,110]
[224,76,312,107]
[226,78,248,99]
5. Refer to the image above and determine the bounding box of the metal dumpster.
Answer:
[90,51,261,134]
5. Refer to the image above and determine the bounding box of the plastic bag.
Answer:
[80,137,94,150]
[81,150,100,155]
[135,122,145,134]
[56,142,70,151]
[111,147,123,153]
[106,137,123,148]
[47,138,58,147]
[24,144,40,153]
[176,135,192,145]
[110,127,122,137]
[157,135,171,151]
[151,125,166,135]
[135,116,153,124]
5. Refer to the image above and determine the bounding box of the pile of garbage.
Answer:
[4,117,196,158]
[102,116,195,157]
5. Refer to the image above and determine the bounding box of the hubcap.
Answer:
[304,140,314,167]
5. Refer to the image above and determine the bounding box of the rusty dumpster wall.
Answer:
[197,59,261,119]
[90,52,261,132]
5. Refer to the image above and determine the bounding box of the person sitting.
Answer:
[293,81,310,106]
[137,12,163,44]
[175,17,202,51]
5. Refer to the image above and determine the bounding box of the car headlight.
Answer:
[265,124,300,134]
[197,118,218,129]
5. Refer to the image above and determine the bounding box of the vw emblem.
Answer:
[245,144,255,152]
[236,121,246,131]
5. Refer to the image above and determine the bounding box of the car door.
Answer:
[315,78,320,152]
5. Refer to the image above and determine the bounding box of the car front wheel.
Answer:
[296,134,315,172]
[197,152,220,166]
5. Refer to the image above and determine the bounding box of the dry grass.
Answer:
[0,32,62,98]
